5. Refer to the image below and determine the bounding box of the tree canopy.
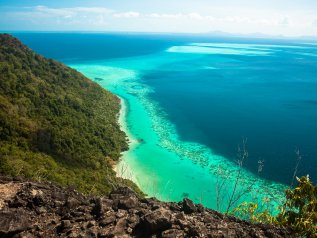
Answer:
[0,34,140,195]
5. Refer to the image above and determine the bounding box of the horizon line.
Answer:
[1,30,317,41]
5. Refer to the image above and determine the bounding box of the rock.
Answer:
[187,225,200,237]
[0,176,296,238]
[99,215,116,227]
[117,196,138,209]
[141,208,172,234]
[182,198,196,214]
[13,231,36,238]
[110,187,136,197]
[169,203,182,211]
[36,206,46,214]
[175,212,186,221]
[196,204,205,213]
[116,209,127,218]
[71,211,84,217]
[127,214,140,228]
[92,197,104,218]
[65,197,81,209]
[66,230,80,238]
[9,197,27,208]
[113,218,127,236]
[32,194,44,207]
[203,214,213,223]
[87,220,96,228]
[161,229,184,238]
[61,220,72,230]
[0,211,31,235]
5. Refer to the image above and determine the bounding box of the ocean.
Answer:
[13,32,317,210]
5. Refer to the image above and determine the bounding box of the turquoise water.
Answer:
[69,49,288,211]
[15,33,317,211]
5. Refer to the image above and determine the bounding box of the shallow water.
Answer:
[69,49,290,210]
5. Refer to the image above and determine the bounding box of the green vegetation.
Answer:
[231,176,316,238]
[0,33,141,195]
[215,142,316,236]
[278,176,317,237]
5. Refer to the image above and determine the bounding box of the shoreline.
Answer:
[114,97,139,182]
[118,97,138,149]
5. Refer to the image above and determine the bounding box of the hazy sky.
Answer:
[1,0,317,36]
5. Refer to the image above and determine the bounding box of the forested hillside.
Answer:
[0,34,139,194]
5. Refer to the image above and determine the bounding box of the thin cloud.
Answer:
[1,5,317,36]
[113,11,140,18]
[32,5,113,16]
[143,11,293,27]
[188,13,204,20]
[145,13,184,19]
[8,6,114,26]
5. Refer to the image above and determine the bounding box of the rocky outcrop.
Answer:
[0,176,294,238]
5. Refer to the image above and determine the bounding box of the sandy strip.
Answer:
[114,97,139,182]
[118,97,138,148]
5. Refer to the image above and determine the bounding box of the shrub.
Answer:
[278,175,317,238]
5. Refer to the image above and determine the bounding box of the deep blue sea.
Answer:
[12,33,317,189]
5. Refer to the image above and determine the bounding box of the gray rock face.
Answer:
[0,175,295,238]
[141,207,172,234]
[0,211,31,235]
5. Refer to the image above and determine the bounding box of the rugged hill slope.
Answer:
[0,34,139,194]
[0,176,294,238]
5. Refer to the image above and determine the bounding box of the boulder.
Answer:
[0,211,31,236]
[141,207,172,234]
[182,198,196,214]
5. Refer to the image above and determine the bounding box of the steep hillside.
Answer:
[0,34,139,194]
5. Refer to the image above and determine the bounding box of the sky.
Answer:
[1,0,317,37]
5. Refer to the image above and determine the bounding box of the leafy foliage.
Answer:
[230,200,277,224]
[278,176,317,237]
[232,176,316,237]
[0,33,141,195]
